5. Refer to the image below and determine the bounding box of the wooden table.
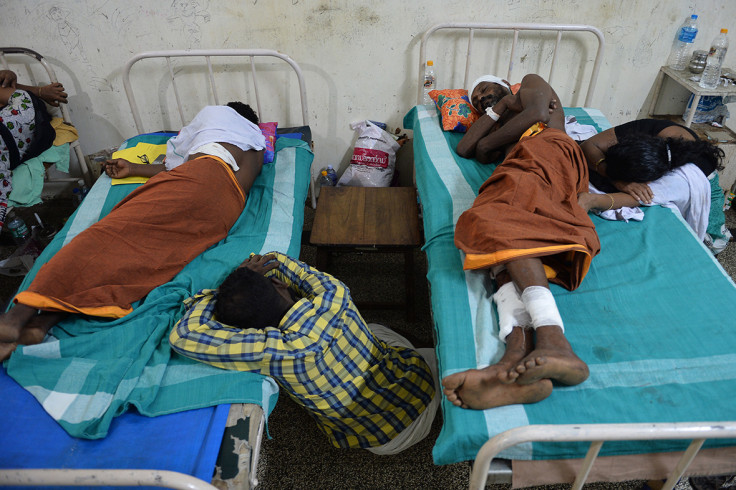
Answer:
[309,186,423,320]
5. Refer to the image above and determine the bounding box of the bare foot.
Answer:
[510,325,589,386]
[442,365,553,409]
[0,304,38,343]
[17,311,65,346]
[0,342,18,362]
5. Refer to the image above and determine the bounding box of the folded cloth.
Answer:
[564,115,598,141]
[590,163,711,242]
[165,106,266,171]
[15,156,245,317]
[8,143,71,207]
[50,117,79,146]
[455,128,600,291]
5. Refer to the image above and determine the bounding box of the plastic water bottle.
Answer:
[6,212,30,245]
[699,29,729,89]
[422,60,436,104]
[318,170,334,188]
[667,15,699,70]
[73,179,89,204]
[326,165,338,186]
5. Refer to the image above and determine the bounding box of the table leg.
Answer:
[684,94,700,128]
[404,249,415,322]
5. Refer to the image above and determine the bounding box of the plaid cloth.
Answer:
[170,252,436,449]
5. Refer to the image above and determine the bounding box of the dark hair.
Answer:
[215,267,288,329]
[226,101,259,125]
[606,134,724,182]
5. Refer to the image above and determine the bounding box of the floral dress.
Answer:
[0,90,37,228]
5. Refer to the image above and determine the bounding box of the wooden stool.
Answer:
[309,186,423,321]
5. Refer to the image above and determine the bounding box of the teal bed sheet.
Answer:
[404,104,736,464]
[4,135,313,439]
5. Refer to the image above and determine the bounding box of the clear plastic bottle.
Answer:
[667,15,699,70]
[422,60,436,105]
[318,170,334,188]
[326,165,338,186]
[699,29,729,89]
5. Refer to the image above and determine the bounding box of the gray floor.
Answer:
[253,204,736,490]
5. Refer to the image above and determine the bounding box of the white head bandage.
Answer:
[165,105,266,171]
[468,75,511,110]
[492,282,532,342]
[520,286,564,331]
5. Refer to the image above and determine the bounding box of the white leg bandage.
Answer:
[492,282,532,342]
[521,286,564,331]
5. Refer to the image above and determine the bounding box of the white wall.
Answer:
[2,0,735,181]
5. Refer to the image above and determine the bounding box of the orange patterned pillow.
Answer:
[428,89,480,132]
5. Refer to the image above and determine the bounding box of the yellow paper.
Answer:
[110,143,168,185]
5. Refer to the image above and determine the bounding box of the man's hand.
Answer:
[239,253,278,276]
[37,82,68,106]
[102,158,134,179]
[615,181,653,204]
[0,70,17,89]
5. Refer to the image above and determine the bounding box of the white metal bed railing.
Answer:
[417,23,605,107]
[122,48,315,208]
[470,421,736,490]
[0,469,217,489]
[0,47,91,187]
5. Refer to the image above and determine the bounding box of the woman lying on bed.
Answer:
[576,119,728,252]
[0,102,266,361]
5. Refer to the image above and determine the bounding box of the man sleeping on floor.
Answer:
[0,102,266,361]
[445,74,603,410]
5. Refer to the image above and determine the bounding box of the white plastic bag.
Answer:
[337,120,399,187]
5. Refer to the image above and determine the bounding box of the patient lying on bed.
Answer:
[445,74,600,410]
[0,102,266,361]
[169,252,439,455]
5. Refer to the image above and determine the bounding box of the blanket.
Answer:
[15,156,245,317]
[455,128,600,290]
[4,136,313,438]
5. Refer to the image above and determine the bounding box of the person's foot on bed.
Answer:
[0,342,18,362]
[0,304,38,343]
[442,365,553,409]
[508,325,589,386]
[16,311,65,346]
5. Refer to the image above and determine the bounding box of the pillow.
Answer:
[258,122,278,163]
[428,89,480,133]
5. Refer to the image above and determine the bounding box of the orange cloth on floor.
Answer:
[454,128,600,291]
[15,156,245,317]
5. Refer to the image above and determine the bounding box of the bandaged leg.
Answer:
[520,285,564,331]
[492,282,532,341]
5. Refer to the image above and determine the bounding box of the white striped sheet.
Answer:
[19,336,61,358]
[62,174,112,247]
[259,147,297,254]
[564,353,736,392]
[415,106,476,225]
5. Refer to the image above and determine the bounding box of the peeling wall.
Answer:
[2,0,734,180]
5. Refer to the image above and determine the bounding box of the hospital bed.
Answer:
[0,49,314,490]
[404,23,736,489]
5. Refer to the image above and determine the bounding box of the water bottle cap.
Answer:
[427,60,433,66]
[721,28,728,34]
[691,14,698,19]
[321,170,328,176]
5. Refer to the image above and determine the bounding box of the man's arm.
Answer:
[580,128,617,177]
[102,158,166,179]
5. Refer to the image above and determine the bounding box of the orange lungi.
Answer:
[454,127,600,291]
[15,156,245,317]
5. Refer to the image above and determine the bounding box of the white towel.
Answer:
[165,106,266,171]
[590,163,711,241]
[564,115,598,141]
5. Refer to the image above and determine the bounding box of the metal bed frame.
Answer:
[0,47,91,187]
[0,48,315,490]
[417,22,736,489]
[122,48,316,208]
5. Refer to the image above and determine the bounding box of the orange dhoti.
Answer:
[454,128,600,291]
[15,156,245,317]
